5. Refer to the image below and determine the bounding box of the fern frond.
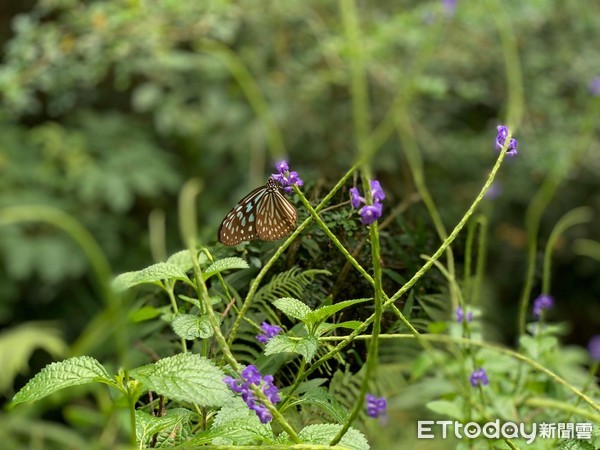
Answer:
[254,268,330,304]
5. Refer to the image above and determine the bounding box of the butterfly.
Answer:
[218,177,297,246]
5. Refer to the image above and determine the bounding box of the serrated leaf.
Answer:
[272,298,312,321]
[135,353,230,407]
[297,424,369,450]
[113,262,190,291]
[208,397,274,445]
[426,398,463,420]
[203,257,249,280]
[171,314,220,340]
[12,356,113,405]
[166,250,195,272]
[264,335,318,361]
[136,408,194,447]
[304,298,370,325]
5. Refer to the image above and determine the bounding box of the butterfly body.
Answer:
[218,177,297,246]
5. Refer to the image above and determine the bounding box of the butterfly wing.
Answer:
[218,185,268,246]
[255,189,297,241]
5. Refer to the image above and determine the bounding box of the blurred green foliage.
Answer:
[0,0,599,448]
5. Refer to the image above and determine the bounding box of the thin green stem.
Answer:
[394,111,458,308]
[330,223,383,445]
[541,207,593,294]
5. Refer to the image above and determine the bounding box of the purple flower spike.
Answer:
[469,368,489,387]
[495,125,518,157]
[256,322,282,344]
[271,162,303,194]
[359,203,383,225]
[589,77,600,97]
[588,335,600,361]
[442,0,457,17]
[365,393,387,419]
[532,294,554,319]
[350,180,385,225]
[224,366,281,424]
[456,306,473,323]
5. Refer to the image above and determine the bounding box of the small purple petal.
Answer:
[533,294,554,319]
[442,0,457,17]
[350,187,364,208]
[256,334,269,344]
[589,77,600,96]
[242,365,262,385]
[359,204,382,225]
[370,180,386,202]
[588,335,600,361]
[275,161,289,174]
[469,368,489,387]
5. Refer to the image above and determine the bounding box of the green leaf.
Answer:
[208,397,274,446]
[426,398,464,420]
[134,353,230,407]
[264,335,318,361]
[136,408,193,447]
[0,322,68,394]
[304,298,370,325]
[171,314,220,340]
[112,262,190,291]
[272,298,312,321]
[12,356,113,405]
[297,424,369,450]
[203,257,249,280]
[130,306,162,323]
[166,250,195,273]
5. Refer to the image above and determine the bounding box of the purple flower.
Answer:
[254,405,273,424]
[370,180,386,202]
[469,368,489,387]
[272,161,303,194]
[589,77,600,96]
[350,187,364,208]
[442,0,457,17]
[588,335,600,361]
[351,180,385,225]
[224,366,281,423]
[256,322,282,344]
[359,203,383,225]
[275,161,289,174]
[532,294,554,319]
[365,394,387,419]
[495,125,518,157]
[456,306,473,323]
[241,365,262,385]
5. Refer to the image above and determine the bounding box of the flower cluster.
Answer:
[272,161,304,194]
[350,180,386,225]
[365,394,387,419]
[256,322,282,344]
[495,125,518,157]
[588,335,600,361]
[469,368,489,387]
[456,306,473,323]
[589,77,600,97]
[532,294,554,319]
[223,365,281,423]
